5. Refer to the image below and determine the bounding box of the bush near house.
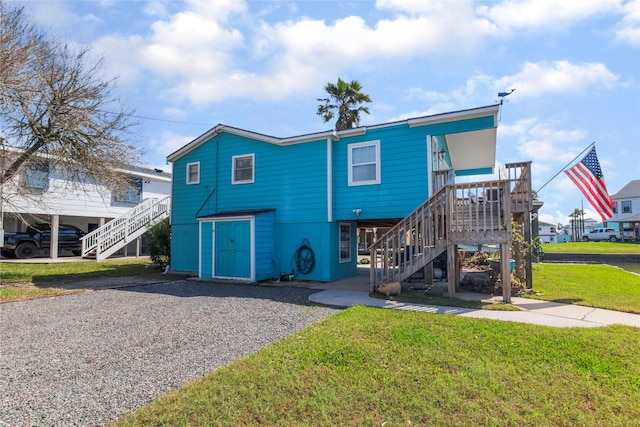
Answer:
[146,218,170,267]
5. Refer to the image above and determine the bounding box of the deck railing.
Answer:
[448,179,511,243]
[369,162,530,290]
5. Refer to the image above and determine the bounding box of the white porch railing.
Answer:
[80,196,171,261]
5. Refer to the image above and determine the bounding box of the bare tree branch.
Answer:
[0,1,141,199]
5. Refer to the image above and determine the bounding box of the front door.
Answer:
[215,220,250,279]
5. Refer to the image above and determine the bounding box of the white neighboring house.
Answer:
[538,221,559,244]
[1,154,171,259]
[609,179,640,240]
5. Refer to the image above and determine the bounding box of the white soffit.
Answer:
[447,128,497,171]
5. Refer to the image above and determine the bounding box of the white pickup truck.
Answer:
[581,228,631,242]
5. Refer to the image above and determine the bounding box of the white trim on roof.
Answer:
[166,104,501,163]
[407,105,500,128]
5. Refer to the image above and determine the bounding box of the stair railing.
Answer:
[369,186,449,290]
[81,196,171,261]
[369,162,531,292]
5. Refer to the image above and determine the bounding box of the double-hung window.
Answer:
[186,162,200,185]
[348,141,380,186]
[114,177,142,204]
[622,200,632,214]
[232,154,255,184]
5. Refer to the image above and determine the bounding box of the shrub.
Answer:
[146,218,170,267]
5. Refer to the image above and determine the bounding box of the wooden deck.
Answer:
[369,162,532,303]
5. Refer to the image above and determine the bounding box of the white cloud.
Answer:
[20,0,103,41]
[92,35,146,84]
[89,0,503,106]
[82,1,625,110]
[148,131,196,162]
[477,0,621,32]
[616,0,640,45]
[522,126,586,162]
[143,1,169,17]
[494,61,619,98]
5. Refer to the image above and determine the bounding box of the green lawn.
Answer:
[541,242,640,254]
[0,259,152,302]
[3,257,640,425]
[526,263,640,313]
[0,259,150,284]
[112,306,640,427]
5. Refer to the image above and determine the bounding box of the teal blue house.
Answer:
[166,104,502,283]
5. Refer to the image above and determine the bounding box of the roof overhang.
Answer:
[426,105,500,176]
[445,128,497,175]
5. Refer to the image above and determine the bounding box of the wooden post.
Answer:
[447,244,457,298]
[369,247,375,293]
[423,262,433,284]
[524,211,533,290]
[501,243,511,303]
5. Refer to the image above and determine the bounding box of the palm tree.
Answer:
[569,208,585,241]
[317,78,372,131]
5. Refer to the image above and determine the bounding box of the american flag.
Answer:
[565,147,614,220]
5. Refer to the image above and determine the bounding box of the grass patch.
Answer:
[542,242,640,254]
[112,306,640,426]
[0,259,152,302]
[0,285,85,302]
[530,263,640,313]
[0,259,149,284]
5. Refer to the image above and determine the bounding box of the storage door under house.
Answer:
[213,220,251,279]
[198,210,275,282]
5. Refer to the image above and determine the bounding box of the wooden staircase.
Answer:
[80,196,171,261]
[369,162,532,303]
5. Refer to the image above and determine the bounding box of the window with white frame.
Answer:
[622,200,632,214]
[339,222,351,262]
[186,162,200,185]
[232,154,254,184]
[24,160,50,190]
[114,176,142,204]
[348,140,380,186]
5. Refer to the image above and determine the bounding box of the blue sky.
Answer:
[15,0,640,226]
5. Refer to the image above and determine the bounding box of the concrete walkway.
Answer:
[308,290,640,328]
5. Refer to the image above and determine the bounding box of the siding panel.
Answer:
[254,211,275,281]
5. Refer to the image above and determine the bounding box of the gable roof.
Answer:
[166,104,500,162]
[611,180,640,199]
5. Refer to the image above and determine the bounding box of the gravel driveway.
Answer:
[0,281,338,426]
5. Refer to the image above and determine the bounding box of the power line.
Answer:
[99,109,209,126]
[125,113,209,126]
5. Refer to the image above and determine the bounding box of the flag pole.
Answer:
[536,141,596,193]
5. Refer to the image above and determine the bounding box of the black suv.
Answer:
[2,224,86,259]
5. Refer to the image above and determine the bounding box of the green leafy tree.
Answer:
[317,78,372,131]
